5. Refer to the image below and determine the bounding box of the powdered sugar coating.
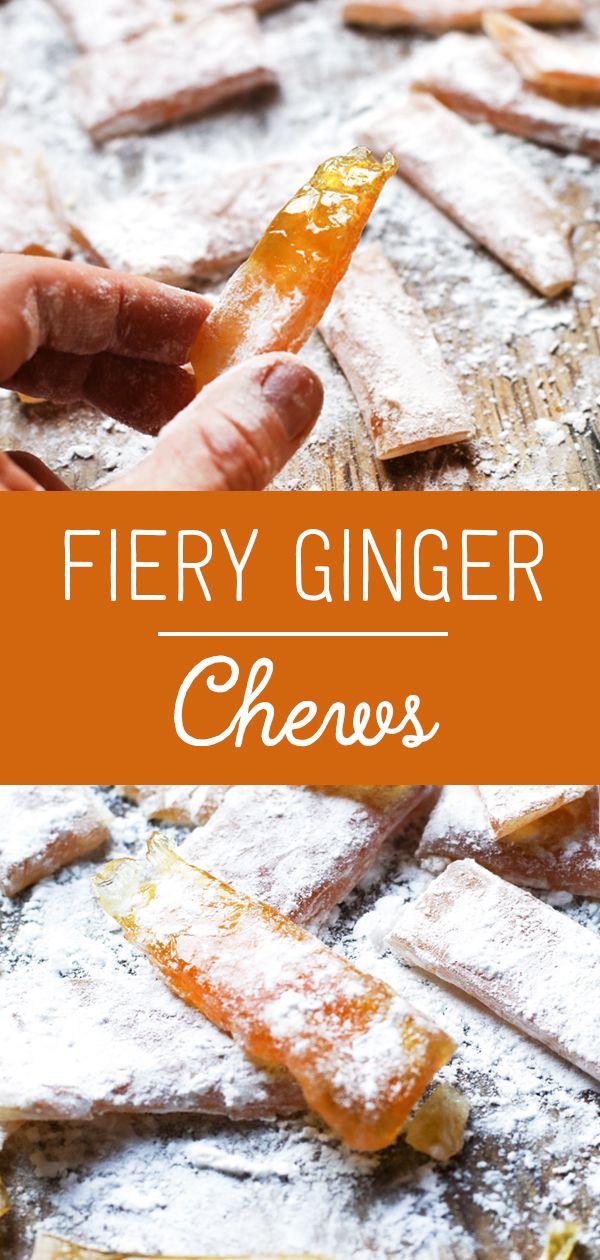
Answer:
[419,785,600,895]
[388,857,600,1080]
[48,0,163,50]
[320,243,474,458]
[181,784,428,923]
[478,783,593,836]
[362,89,575,297]
[0,785,111,897]
[73,160,310,285]
[0,144,70,258]
[417,33,600,158]
[70,9,277,143]
[95,839,455,1150]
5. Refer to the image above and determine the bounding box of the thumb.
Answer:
[102,353,323,491]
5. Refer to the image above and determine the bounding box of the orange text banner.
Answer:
[0,490,596,782]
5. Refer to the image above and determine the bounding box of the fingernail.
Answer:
[261,361,323,440]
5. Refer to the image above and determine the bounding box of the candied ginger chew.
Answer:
[319,245,474,458]
[0,785,111,897]
[362,90,573,297]
[388,859,600,1081]
[343,0,580,30]
[30,1236,329,1260]
[478,784,593,838]
[483,14,600,98]
[118,785,230,827]
[71,9,277,143]
[419,786,600,897]
[0,965,302,1125]
[404,1082,470,1161]
[95,838,455,1151]
[48,0,162,50]
[542,1222,580,1260]
[0,1176,10,1218]
[72,159,310,285]
[181,784,429,922]
[416,34,600,158]
[190,148,396,391]
[0,145,70,258]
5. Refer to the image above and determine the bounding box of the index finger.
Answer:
[0,254,210,381]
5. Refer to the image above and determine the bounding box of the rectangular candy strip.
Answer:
[190,148,396,391]
[181,784,429,922]
[0,966,303,1124]
[31,1235,327,1260]
[478,784,593,837]
[362,89,574,297]
[418,785,600,896]
[48,0,163,49]
[118,784,229,826]
[416,33,600,157]
[483,14,600,98]
[319,244,474,458]
[95,838,455,1150]
[72,159,310,285]
[388,858,600,1080]
[0,144,71,258]
[70,9,277,143]
[343,0,581,30]
[0,785,111,897]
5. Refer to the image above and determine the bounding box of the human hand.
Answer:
[0,255,323,491]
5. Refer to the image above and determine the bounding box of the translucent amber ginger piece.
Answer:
[190,148,396,392]
[95,837,455,1151]
[118,784,229,826]
[483,14,600,98]
[542,1222,580,1260]
[405,1082,470,1161]
[31,1236,329,1260]
[0,1175,11,1217]
[419,786,600,897]
[478,784,593,838]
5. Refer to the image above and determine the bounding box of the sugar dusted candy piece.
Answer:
[118,784,229,826]
[0,145,70,258]
[191,148,396,391]
[0,965,302,1124]
[319,244,474,458]
[48,0,162,50]
[483,14,600,98]
[96,838,455,1150]
[30,1236,329,1260]
[418,786,600,896]
[0,1176,10,1218]
[343,0,581,30]
[181,784,429,922]
[0,785,111,897]
[362,90,574,297]
[417,33,600,158]
[478,784,593,837]
[72,159,309,285]
[388,858,600,1081]
[404,1081,470,1161]
[542,1222,580,1260]
[71,9,277,143]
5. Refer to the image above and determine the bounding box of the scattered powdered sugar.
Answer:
[1,787,600,1258]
